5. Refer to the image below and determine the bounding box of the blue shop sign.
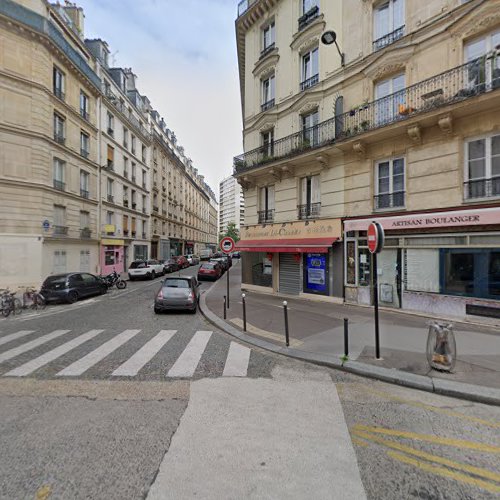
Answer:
[305,253,327,292]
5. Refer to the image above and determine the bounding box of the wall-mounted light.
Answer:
[321,30,345,67]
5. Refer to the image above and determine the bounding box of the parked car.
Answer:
[163,259,180,273]
[198,262,223,281]
[199,249,212,261]
[41,272,107,304]
[186,254,200,266]
[210,257,229,271]
[128,260,165,280]
[232,251,241,259]
[154,276,200,314]
[172,255,189,269]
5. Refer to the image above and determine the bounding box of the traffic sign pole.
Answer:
[368,221,384,360]
[219,237,236,309]
[373,252,381,359]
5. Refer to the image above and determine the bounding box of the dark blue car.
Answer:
[41,272,107,304]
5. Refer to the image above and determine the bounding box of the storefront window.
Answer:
[488,251,500,298]
[242,252,272,288]
[105,249,116,266]
[359,248,370,286]
[134,245,148,260]
[346,241,356,285]
[443,252,474,295]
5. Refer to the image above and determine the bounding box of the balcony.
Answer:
[80,188,89,199]
[53,88,65,101]
[373,26,405,52]
[298,203,320,219]
[53,225,68,236]
[54,133,65,145]
[53,179,65,191]
[107,194,114,203]
[123,199,129,207]
[80,109,89,121]
[258,209,274,223]
[464,177,500,200]
[261,99,275,112]
[260,43,276,59]
[300,74,319,92]
[80,228,91,238]
[80,148,89,159]
[298,6,319,31]
[234,54,500,175]
[374,191,405,211]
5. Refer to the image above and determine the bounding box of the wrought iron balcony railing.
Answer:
[261,99,275,112]
[107,194,114,203]
[80,228,91,238]
[373,25,405,52]
[80,148,89,159]
[258,209,274,223]
[234,54,500,175]
[53,88,65,101]
[298,203,320,219]
[237,0,258,17]
[80,109,89,121]
[53,225,68,236]
[300,74,319,91]
[54,133,65,145]
[260,43,276,59]
[374,191,405,210]
[53,180,65,191]
[464,177,500,200]
[298,6,319,31]
[80,189,89,199]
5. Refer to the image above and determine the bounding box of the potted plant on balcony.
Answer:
[360,120,370,131]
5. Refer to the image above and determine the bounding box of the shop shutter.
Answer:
[406,249,440,293]
[279,253,301,295]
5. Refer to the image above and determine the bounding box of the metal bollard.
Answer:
[343,318,349,357]
[283,300,290,347]
[242,293,247,332]
[223,295,227,320]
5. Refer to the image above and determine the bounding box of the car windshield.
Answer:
[130,261,146,269]
[164,279,189,288]
[201,263,215,269]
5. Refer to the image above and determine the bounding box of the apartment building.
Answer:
[219,175,245,235]
[0,0,101,287]
[234,0,500,319]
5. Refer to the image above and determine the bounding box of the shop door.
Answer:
[377,248,401,308]
[279,254,301,295]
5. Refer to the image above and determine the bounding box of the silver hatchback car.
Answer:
[154,276,200,314]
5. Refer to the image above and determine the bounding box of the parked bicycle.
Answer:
[21,287,47,310]
[99,270,127,290]
[0,289,22,317]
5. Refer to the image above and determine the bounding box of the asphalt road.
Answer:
[0,264,498,499]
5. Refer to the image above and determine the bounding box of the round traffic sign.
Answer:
[220,237,235,254]
[368,221,384,254]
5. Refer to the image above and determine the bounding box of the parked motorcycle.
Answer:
[100,270,127,290]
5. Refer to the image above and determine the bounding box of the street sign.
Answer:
[42,219,50,231]
[220,237,235,254]
[368,221,384,254]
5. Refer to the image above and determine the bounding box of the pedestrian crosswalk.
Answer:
[0,328,256,380]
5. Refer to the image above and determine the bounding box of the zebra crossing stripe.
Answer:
[56,329,141,376]
[112,330,176,377]
[0,330,35,347]
[0,330,71,364]
[4,330,105,377]
[167,331,212,378]
[222,342,251,377]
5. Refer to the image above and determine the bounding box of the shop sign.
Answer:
[241,219,341,240]
[305,254,327,292]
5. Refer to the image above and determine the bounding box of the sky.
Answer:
[77,0,243,198]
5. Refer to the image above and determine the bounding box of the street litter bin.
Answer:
[426,321,456,372]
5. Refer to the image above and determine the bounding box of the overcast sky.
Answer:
[78,0,242,198]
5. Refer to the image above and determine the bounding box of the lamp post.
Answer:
[321,30,345,67]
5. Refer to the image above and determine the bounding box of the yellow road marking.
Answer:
[351,424,500,454]
[353,430,500,483]
[36,485,51,500]
[229,318,303,347]
[387,451,500,494]
[351,437,369,447]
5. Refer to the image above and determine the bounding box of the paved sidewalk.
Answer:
[201,261,500,405]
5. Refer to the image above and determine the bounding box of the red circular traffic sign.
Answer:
[368,221,384,254]
[220,237,235,254]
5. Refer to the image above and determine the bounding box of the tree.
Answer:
[219,222,240,243]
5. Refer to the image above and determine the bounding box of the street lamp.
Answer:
[321,30,345,67]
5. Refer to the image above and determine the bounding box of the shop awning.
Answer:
[236,237,338,253]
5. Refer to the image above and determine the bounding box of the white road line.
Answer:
[222,342,251,377]
[112,330,176,377]
[0,330,35,347]
[4,329,105,377]
[167,331,212,378]
[56,329,141,376]
[0,330,71,364]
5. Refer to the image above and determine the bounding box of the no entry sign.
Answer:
[220,237,235,254]
[368,221,384,254]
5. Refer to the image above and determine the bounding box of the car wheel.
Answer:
[67,291,78,304]
[151,271,156,280]
[154,306,161,314]
[100,286,107,295]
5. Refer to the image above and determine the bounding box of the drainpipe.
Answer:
[96,70,103,275]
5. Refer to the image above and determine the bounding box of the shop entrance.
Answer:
[279,254,301,295]
[377,248,402,308]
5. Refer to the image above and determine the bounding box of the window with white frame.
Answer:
[107,178,114,202]
[301,48,319,90]
[262,21,275,52]
[53,205,66,234]
[106,211,114,225]
[53,250,67,273]
[375,73,405,124]
[375,157,405,209]
[299,174,321,218]
[302,110,319,146]
[107,112,114,135]
[80,210,90,230]
[53,113,65,142]
[259,185,275,222]
[80,170,89,198]
[80,132,90,157]
[80,91,89,119]
[373,0,405,51]
[123,127,129,148]
[261,128,274,157]
[464,29,500,91]
[465,134,500,199]
[53,66,65,100]
[302,0,319,14]
[53,158,65,190]
[261,74,275,110]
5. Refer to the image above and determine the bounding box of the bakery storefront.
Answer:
[236,219,343,299]
[344,206,500,318]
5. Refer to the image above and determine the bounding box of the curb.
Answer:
[199,290,500,407]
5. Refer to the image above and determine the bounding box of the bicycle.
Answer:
[0,289,22,317]
[21,287,47,310]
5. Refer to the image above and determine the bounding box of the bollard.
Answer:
[343,318,349,357]
[283,300,290,347]
[242,293,247,332]
[223,295,227,320]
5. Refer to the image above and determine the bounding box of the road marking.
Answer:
[229,318,303,347]
[4,329,105,377]
[351,437,369,447]
[0,330,35,347]
[353,429,500,483]
[36,484,52,500]
[112,330,176,377]
[222,342,250,377]
[56,329,141,376]
[0,330,71,364]
[388,451,500,494]
[351,424,500,454]
[167,331,212,378]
